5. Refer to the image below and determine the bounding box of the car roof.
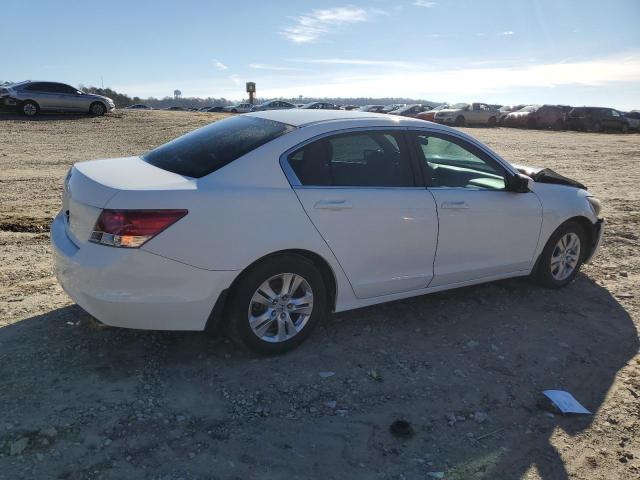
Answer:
[247,109,444,128]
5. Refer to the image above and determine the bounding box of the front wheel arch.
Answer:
[89,101,107,116]
[531,216,595,282]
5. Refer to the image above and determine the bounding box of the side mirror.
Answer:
[508,173,533,193]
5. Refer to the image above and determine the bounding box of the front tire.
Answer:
[455,115,465,127]
[227,255,327,354]
[89,102,106,116]
[488,116,497,127]
[592,121,602,133]
[21,101,39,117]
[532,221,587,288]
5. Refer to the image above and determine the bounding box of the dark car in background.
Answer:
[503,104,566,130]
[623,111,640,131]
[388,104,433,118]
[358,105,386,113]
[566,107,630,133]
[300,102,341,110]
[382,104,406,113]
[250,100,296,112]
[126,104,152,110]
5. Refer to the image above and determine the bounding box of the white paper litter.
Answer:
[542,390,591,414]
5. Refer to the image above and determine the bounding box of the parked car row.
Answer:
[2,80,637,131]
[412,102,638,132]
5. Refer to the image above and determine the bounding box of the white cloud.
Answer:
[294,58,418,69]
[280,6,369,43]
[413,1,437,7]
[212,59,228,71]
[249,63,302,71]
[228,74,242,86]
[501,31,515,35]
[259,54,640,99]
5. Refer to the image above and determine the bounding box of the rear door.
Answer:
[408,130,542,287]
[25,82,61,110]
[283,129,439,299]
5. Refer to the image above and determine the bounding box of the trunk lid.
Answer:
[64,156,196,246]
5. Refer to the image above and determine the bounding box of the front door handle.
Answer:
[314,199,353,210]
[441,200,469,209]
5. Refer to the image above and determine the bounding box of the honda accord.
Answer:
[52,110,604,353]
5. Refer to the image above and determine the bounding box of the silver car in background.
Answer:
[0,81,115,116]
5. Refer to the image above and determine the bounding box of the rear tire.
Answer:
[532,221,587,289]
[592,121,601,133]
[227,255,327,354]
[621,123,629,134]
[21,101,39,117]
[89,102,106,116]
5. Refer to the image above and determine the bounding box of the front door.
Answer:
[285,129,439,299]
[409,131,543,287]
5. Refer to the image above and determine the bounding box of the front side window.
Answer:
[413,134,506,190]
[143,116,295,178]
[288,131,415,187]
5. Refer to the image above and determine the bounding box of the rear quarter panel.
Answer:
[103,129,360,308]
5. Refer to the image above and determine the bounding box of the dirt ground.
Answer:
[0,110,638,480]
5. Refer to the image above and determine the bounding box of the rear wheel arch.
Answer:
[205,249,338,332]
[21,99,40,116]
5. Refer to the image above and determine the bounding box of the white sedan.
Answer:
[52,110,604,353]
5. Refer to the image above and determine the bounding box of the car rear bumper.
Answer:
[51,211,237,331]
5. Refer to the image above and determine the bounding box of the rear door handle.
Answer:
[314,199,353,210]
[441,200,469,209]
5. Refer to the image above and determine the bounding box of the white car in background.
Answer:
[52,110,603,354]
[434,102,499,126]
[223,103,253,113]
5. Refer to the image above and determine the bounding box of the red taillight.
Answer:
[90,209,188,248]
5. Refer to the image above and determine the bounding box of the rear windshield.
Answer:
[143,116,295,178]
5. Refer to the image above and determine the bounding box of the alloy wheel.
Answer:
[23,103,37,116]
[550,233,581,281]
[248,273,314,343]
[91,103,105,115]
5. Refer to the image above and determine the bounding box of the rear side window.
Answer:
[288,131,415,187]
[143,116,295,178]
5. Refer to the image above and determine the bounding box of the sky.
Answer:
[2,0,640,109]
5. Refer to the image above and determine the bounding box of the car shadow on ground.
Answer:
[0,274,636,479]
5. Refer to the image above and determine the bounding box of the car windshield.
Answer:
[519,105,539,112]
[431,105,448,111]
[450,103,469,109]
[143,116,296,178]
